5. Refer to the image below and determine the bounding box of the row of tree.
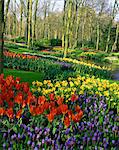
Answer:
[63,0,119,56]
[4,0,119,53]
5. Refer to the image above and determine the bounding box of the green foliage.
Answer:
[72,64,111,79]
[33,39,62,49]
[50,39,62,46]
[4,56,72,80]
[80,52,109,63]
[77,40,95,49]
[5,43,19,49]
[11,37,26,43]
[15,37,26,43]
[33,39,51,50]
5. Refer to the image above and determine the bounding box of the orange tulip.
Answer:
[6,108,14,119]
[75,105,81,113]
[72,110,83,123]
[60,104,68,114]
[15,93,23,104]
[0,108,5,116]
[38,96,46,105]
[64,116,70,128]
[68,110,73,119]
[29,105,36,116]
[56,96,64,105]
[47,113,54,122]
[35,106,44,115]
[16,109,22,119]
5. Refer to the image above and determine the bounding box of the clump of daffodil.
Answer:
[31,75,119,109]
[58,57,111,71]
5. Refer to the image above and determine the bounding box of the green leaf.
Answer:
[52,127,57,135]
[99,116,103,124]
[12,126,18,133]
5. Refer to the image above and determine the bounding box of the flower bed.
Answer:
[4,51,66,80]
[4,50,112,79]
[60,58,111,71]
[0,74,118,149]
[32,75,119,110]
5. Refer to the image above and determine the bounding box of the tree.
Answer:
[26,0,30,44]
[33,0,39,40]
[13,0,17,39]
[0,0,4,73]
[64,0,73,58]
[20,0,24,36]
[4,0,10,33]
[105,0,118,52]
[112,23,119,52]
[96,0,106,51]
[27,0,32,49]
[62,0,66,48]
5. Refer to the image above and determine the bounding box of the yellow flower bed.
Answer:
[32,76,119,110]
[58,58,111,71]
[80,52,96,55]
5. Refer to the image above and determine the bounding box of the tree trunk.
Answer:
[69,1,74,48]
[4,0,10,34]
[26,0,30,44]
[13,0,17,39]
[105,0,117,52]
[62,0,66,48]
[64,0,72,58]
[81,8,87,48]
[105,22,112,52]
[33,0,38,40]
[0,0,4,73]
[27,0,32,49]
[43,5,47,39]
[96,22,100,50]
[73,2,79,48]
[20,0,23,37]
[112,24,119,52]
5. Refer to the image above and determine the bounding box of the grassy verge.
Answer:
[4,69,44,86]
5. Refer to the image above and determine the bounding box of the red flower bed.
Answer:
[0,74,30,119]
[3,51,38,59]
[0,74,83,128]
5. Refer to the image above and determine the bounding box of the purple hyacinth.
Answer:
[27,140,31,145]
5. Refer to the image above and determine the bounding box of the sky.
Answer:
[54,0,119,20]
[9,0,119,20]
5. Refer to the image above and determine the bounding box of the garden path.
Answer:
[112,65,119,80]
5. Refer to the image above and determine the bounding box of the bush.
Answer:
[15,36,26,43]
[50,39,62,46]
[77,40,95,49]
[33,39,51,50]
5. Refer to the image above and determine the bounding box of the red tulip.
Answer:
[71,94,78,102]
[56,96,64,105]
[6,108,14,119]
[49,93,55,101]
[60,104,68,114]
[0,108,5,116]
[47,113,54,122]
[38,96,46,105]
[15,93,23,104]
[16,109,22,119]
[75,105,81,113]
[64,116,70,128]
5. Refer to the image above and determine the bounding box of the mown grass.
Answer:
[4,69,44,86]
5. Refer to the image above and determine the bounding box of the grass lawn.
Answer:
[4,69,44,86]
